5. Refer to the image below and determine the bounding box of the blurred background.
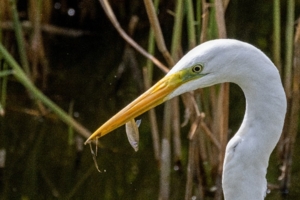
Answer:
[0,0,300,199]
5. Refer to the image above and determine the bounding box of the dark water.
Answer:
[1,34,300,199]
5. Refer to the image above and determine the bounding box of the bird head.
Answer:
[84,39,255,143]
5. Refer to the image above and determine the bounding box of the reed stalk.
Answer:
[0,69,13,77]
[170,0,184,61]
[273,0,282,73]
[29,0,49,88]
[68,100,75,146]
[195,0,202,44]
[215,1,229,198]
[143,0,174,66]
[186,0,196,49]
[144,0,164,162]
[143,68,160,161]
[168,0,184,183]
[184,1,204,198]
[185,137,195,200]
[215,0,227,38]
[157,0,185,198]
[171,95,182,163]
[284,20,300,191]
[158,0,184,197]
[9,0,30,77]
[284,0,295,98]
[0,66,10,116]
[279,12,299,194]
[200,1,209,42]
[159,101,172,200]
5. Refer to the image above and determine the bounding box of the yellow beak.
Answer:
[84,71,185,144]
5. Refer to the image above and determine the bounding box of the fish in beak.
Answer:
[84,71,184,144]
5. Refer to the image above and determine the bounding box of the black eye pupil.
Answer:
[192,65,202,72]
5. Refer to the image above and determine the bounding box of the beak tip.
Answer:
[85,130,103,145]
[84,139,90,145]
[84,134,97,145]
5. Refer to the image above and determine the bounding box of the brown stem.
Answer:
[143,0,174,67]
[99,0,169,73]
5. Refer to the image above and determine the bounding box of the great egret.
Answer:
[85,39,287,199]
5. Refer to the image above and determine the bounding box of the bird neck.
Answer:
[222,69,287,200]
[240,73,286,153]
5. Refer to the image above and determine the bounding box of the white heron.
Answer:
[85,39,287,199]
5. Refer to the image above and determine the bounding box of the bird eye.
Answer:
[192,64,203,73]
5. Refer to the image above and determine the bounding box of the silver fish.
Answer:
[125,119,141,152]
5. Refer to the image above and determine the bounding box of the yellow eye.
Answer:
[192,64,203,73]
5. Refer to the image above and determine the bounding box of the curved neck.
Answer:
[240,78,286,152]
[222,69,286,199]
